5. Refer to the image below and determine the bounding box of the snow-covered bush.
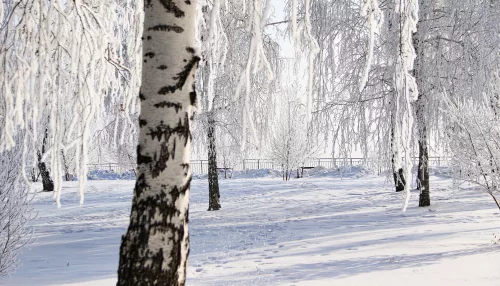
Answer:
[443,92,500,209]
[0,138,34,276]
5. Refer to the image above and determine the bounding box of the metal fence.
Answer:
[87,157,450,175]
[88,163,136,174]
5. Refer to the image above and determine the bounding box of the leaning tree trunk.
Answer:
[489,192,500,210]
[117,1,199,285]
[413,0,430,207]
[38,127,54,192]
[207,112,221,211]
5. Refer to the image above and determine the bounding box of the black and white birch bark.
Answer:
[390,101,406,193]
[413,0,430,207]
[38,127,54,192]
[207,111,221,211]
[117,1,199,285]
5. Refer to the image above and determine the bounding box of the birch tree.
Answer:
[195,0,279,210]
[117,1,200,284]
[297,0,401,187]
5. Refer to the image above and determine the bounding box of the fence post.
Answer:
[243,159,246,170]
[257,159,260,169]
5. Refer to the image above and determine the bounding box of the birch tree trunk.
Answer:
[38,127,54,192]
[414,0,430,207]
[415,98,430,206]
[117,1,199,285]
[390,96,406,193]
[385,3,405,193]
[207,111,221,211]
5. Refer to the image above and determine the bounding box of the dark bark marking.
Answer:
[147,113,191,146]
[189,83,197,106]
[154,101,182,113]
[139,119,148,127]
[158,65,168,70]
[148,25,184,33]
[139,93,146,101]
[189,92,197,106]
[159,0,185,18]
[134,173,149,198]
[181,163,189,176]
[145,52,155,58]
[186,47,195,54]
[158,55,200,95]
[137,145,154,165]
[151,140,176,178]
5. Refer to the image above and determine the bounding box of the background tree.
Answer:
[194,0,279,210]
[269,90,310,180]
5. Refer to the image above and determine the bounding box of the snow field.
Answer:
[3,171,500,285]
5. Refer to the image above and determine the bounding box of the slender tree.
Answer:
[413,0,430,206]
[37,127,54,192]
[206,110,221,210]
[117,1,199,284]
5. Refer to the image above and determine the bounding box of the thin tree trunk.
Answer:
[117,1,199,285]
[207,112,221,211]
[414,0,430,206]
[38,127,54,192]
[416,100,430,206]
[390,104,405,193]
[61,149,71,181]
[489,192,500,210]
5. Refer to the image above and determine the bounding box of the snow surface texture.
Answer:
[2,169,500,285]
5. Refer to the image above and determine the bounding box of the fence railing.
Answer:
[88,156,450,175]
[88,163,136,174]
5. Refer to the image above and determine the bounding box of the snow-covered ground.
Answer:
[2,169,500,285]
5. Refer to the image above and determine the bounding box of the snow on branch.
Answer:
[442,89,500,209]
[232,0,275,151]
[359,0,384,92]
[395,0,419,103]
[290,0,319,124]
[394,0,419,212]
[0,0,142,207]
